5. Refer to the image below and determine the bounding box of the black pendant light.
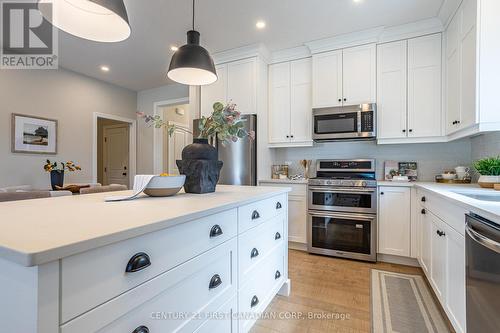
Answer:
[167,0,217,86]
[38,0,131,43]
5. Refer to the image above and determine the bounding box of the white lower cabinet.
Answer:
[378,186,411,256]
[417,190,466,333]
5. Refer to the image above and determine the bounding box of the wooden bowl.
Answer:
[143,175,185,197]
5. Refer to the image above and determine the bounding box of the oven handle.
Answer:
[308,187,376,193]
[309,211,376,221]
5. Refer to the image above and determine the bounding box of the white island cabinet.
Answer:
[0,185,290,333]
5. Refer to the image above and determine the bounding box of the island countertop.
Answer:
[0,185,290,267]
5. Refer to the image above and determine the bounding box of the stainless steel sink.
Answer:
[451,191,500,202]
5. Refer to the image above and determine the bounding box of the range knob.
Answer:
[361,181,367,187]
[327,180,333,185]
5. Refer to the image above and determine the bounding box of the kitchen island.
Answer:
[0,185,290,333]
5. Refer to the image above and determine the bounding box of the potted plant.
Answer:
[138,102,254,193]
[473,156,500,188]
[44,160,81,190]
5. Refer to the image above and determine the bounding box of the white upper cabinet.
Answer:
[378,187,411,257]
[200,58,257,117]
[290,58,312,143]
[377,41,408,139]
[445,12,461,135]
[226,58,257,115]
[268,58,312,147]
[201,64,227,117]
[407,34,442,138]
[342,44,377,106]
[269,62,291,144]
[312,50,343,108]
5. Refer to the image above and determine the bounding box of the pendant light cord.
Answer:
[192,0,195,30]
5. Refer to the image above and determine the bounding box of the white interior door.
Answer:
[103,125,129,186]
[167,122,193,175]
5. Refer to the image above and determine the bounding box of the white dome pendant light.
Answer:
[167,0,217,86]
[38,0,131,43]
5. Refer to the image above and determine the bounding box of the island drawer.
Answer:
[417,190,467,235]
[238,194,287,233]
[61,238,237,333]
[238,214,285,284]
[239,245,285,333]
[60,208,238,323]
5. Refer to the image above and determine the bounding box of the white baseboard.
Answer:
[278,278,291,297]
[288,241,307,252]
[377,253,420,267]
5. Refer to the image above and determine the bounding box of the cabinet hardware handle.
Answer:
[457,120,461,124]
[290,135,294,138]
[122,172,127,176]
[343,98,347,102]
[421,209,426,214]
[251,210,260,220]
[409,129,413,133]
[251,248,259,258]
[132,326,149,333]
[275,232,281,240]
[421,196,426,202]
[402,129,406,133]
[208,274,222,290]
[209,224,223,238]
[125,253,151,273]
[437,230,446,237]
[452,121,457,125]
[338,98,342,102]
[380,192,384,195]
[276,202,282,209]
[251,295,259,308]
[275,270,281,280]
[286,135,290,138]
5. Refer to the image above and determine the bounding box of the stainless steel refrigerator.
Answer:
[193,114,257,186]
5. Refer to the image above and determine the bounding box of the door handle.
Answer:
[122,173,127,176]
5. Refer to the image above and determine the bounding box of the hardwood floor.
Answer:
[251,250,453,333]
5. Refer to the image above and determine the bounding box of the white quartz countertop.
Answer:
[0,185,290,267]
[259,179,308,184]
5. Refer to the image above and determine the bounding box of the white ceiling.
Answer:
[58,0,445,91]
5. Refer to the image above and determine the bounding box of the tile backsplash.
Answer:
[471,132,500,161]
[272,138,472,181]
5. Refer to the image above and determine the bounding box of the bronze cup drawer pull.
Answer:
[209,224,223,238]
[132,326,149,333]
[275,270,281,280]
[251,210,261,220]
[276,202,282,209]
[125,253,151,273]
[275,232,281,240]
[251,248,259,259]
[251,295,259,308]
[209,274,223,290]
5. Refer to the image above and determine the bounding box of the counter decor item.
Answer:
[300,159,312,179]
[105,174,186,201]
[392,176,410,182]
[454,166,471,180]
[43,160,81,190]
[399,162,418,181]
[384,161,399,180]
[435,175,472,184]
[473,156,500,188]
[441,170,457,180]
[271,165,289,180]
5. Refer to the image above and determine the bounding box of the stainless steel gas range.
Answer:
[307,159,377,262]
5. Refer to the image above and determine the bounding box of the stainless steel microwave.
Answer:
[312,103,376,141]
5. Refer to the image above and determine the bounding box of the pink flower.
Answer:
[136,111,145,118]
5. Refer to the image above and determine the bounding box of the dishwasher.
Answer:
[465,213,500,333]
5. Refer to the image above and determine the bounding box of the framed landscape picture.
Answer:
[11,114,58,154]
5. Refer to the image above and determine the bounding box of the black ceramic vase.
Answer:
[50,170,64,190]
[176,138,223,194]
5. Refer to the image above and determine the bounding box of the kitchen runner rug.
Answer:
[371,269,451,333]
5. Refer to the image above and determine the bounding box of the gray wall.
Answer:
[272,139,472,181]
[136,83,189,173]
[0,69,137,189]
[470,132,500,161]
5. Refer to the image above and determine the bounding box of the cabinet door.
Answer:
[288,195,307,244]
[312,50,343,108]
[227,58,256,114]
[430,212,446,301]
[445,13,462,134]
[342,44,376,105]
[290,58,312,143]
[377,41,408,139]
[268,62,291,144]
[460,0,478,130]
[201,64,227,117]
[378,187,411,256]
[420,209,432,276]
[445,224,466,333]
[408,34,442,138]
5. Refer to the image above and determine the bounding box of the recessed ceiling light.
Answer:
[100,65,110,72]
[256,20,266,29]
[353,0,364,3]
[170,45,179,52]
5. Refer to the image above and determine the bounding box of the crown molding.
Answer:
[269,46,311,64]
[438,0,462,28]
[379,18,444,44]
[305,27,383,54]
[212,43,271,65]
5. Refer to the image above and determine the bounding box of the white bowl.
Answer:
[144,175,186,197]
[441,173,456,180]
